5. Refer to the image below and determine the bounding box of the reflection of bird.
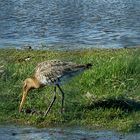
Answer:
[19,60,92,116]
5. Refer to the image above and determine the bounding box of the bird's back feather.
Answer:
[34,60,92,85]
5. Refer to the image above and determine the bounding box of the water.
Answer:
[0,0,140,50]
[0,125,140,140]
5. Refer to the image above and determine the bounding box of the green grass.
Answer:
[0,48,140,132]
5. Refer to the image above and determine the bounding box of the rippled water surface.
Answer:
[0,0,140,49]
[1,125,140,140]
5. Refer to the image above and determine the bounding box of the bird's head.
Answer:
[19,77,40,113]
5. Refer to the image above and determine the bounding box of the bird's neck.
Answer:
[31,76,41,89]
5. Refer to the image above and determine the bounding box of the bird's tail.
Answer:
[76,63,93,70]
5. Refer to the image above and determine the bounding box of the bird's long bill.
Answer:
[19,91,28,112]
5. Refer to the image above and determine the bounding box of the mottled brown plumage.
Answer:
[19,59,92,116]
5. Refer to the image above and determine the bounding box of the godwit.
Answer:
[19,59,92,116]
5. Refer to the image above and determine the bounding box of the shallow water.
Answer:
[0,125,140,140]
[0,0,140,49]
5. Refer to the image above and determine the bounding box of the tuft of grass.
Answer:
[0,48,140,131]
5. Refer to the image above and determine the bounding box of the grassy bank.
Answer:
[0,48,140,132]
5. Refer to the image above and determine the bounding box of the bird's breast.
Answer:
[40,76,49,85]
[39,75,60,86]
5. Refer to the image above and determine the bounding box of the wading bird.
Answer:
[19,60,92,117]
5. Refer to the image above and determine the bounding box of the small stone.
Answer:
[25,108,32,114]
[12,132,17,136]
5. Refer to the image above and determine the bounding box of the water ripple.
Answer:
[0,0,140,49]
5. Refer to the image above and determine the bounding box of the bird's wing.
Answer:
[34,60,86,83]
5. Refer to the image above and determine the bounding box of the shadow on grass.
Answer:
[85,97,140,112]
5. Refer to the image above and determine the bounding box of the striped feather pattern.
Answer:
[34,60,90,85]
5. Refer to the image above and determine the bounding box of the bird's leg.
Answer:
[57,84,65,114]
[44,86,57,117]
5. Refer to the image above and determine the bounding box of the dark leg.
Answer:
[44,86,57,117]
[57,84,65,113]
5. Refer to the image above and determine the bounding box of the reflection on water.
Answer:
[0,125,140,140]
[0,0,140,49]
